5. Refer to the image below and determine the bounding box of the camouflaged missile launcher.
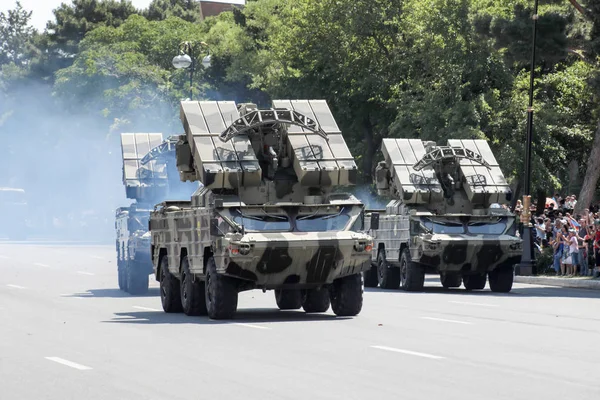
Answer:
[116,133,198,296]
[149,99,372,319]
[364,139,521,293]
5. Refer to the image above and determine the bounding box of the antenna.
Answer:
[231,110,245,234]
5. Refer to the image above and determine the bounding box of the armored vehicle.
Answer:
[149,99,373,319]
[116,133,198,294]
[362,139,522,293]
[0,187,28,240]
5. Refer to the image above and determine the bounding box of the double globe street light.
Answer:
[172,41,212,100]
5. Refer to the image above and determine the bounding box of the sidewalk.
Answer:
[514,275,600,290]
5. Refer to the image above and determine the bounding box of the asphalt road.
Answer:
[1,242,599,400]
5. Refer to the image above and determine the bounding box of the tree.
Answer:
[573,0,600,212]
[31,0,137,81]
[53,14,209,133]
[143,0,201,23]
[0,1,36,67]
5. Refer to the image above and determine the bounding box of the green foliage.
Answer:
[0,1,36,67]
[143,0,201,23]
[53,14,211,133]
[2,0,600,201]
[535,245,555,275]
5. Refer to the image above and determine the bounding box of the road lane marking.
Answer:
[371,345,445,360]
[450,300,499,308]
[6,284,26,289]
[45,357,92,371]
[233,323,271,330]
[132,306,161,312]
[421,317,473,325]
[60,294,84,299]
[76,271,95,276]
[34,262,50,267]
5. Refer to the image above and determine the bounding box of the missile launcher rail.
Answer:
[375,138,512,212]
[175,100,358,204]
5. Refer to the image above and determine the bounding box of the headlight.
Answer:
[229,243,251,256]
[354,240,373,252]
[509,242,522,251]
[426,241,441,251]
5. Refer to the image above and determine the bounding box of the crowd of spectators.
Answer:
[512,194,600,278]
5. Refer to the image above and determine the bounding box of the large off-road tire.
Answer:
[180,256,207,316]
[463,273,487,291]
[440,273,462,289]
[301,288,331,313]
[400,248,425,292]
[275,289,303,310]
[117,261,128,291]
[127,260,149,295]
[363,262,379,288]
[205,257,238,320]
[159,255,183,313]
[330,273,363,317]
[377,250,400,289]
[488,266,514,293]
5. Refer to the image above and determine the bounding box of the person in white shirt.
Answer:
[567,229,580,275]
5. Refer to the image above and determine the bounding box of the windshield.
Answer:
[467,219,508,234]
[420,217,511,235]
[422,219,465,234]
[296,214,350,232]
[231,209,291,231]
[130,214,149,231]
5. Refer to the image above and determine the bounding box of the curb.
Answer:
[514,276,600,290]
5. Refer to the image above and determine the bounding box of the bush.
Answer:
[535,246,555,275]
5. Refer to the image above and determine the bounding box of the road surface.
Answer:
[1,242,599,400]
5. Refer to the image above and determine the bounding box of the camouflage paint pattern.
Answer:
[366,138,522,278]
[150,195,373,288]
[149,99,372,291]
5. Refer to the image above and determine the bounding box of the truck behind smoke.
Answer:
[0,187,29,240]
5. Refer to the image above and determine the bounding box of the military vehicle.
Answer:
[0,187,29,240]
[116,133,198,294]
[362,138,522,293]
[149,99,373,319]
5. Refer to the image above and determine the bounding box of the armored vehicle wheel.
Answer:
[363,263,379,288]
[275,289,302,310]
[205,257,238,320]
[377,250,400,289]
[440,273,462,289]
[301,288,330,313]
[117,262,128,291]
[463,273,487,291]
[159,256,183,313]
[330,273,363,317]
[180,256,207,316]
[488,266,513,293]
[127,261,149,295]
[400,248,425,292]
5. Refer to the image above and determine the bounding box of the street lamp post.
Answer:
[516,0,539,276]
[172,41,212,100]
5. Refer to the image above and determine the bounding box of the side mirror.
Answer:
[370,212,380,231]
[210,218,220,236]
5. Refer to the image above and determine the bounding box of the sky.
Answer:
[0,0,150,31]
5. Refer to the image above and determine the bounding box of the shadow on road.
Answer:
[65,288,161,298]
[104,308,351,325]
